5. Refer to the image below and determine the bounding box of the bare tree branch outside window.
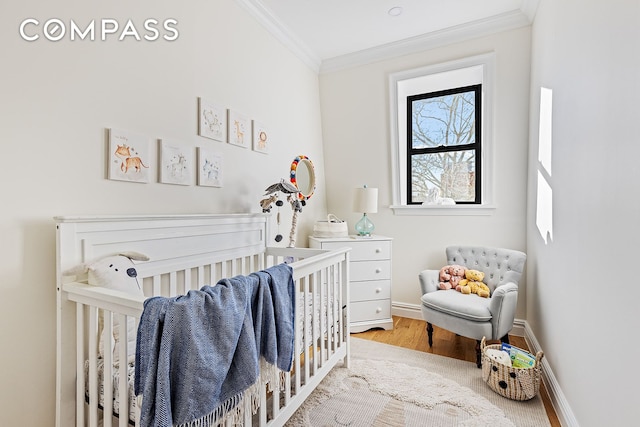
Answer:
[407,85,481,204]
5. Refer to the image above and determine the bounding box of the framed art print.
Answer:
[197,147,223,187]
[227,109,250,148]
[198,98,226,142]
[108,128,151,183]
[159,139,193,185]
[252,120,269,154]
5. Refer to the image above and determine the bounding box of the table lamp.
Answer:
[353,185,378,237]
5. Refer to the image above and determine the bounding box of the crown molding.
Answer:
[320,9,534,73]
[236,0,537,75]
[521,0,541,22]
[234,0,321,73]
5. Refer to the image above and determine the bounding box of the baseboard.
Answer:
[392,301,577,426]
[523,322,579,427]
[391,302,422,320]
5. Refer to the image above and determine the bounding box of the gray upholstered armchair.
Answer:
[418,246,526,368]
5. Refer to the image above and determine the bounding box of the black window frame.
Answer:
[406,83,482,205]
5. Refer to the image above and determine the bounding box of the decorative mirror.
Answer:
[290,155,315,200]
[259,156,316,248]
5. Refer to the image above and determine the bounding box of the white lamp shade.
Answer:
[353,187,378,214]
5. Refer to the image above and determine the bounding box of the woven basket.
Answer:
[481,337,544,401]
[313,214,348,238]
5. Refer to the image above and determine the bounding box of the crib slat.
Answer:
[169,271,177,296]
[259,384,267,426]
[327,266,338,351]
[75,304,85,427]
[88,306,99,427]
[341,256,351,368]
[319,269,326,366]
[327,266,333,356]
[195,265,204,289]
[271,379,279,421]
[211,263,216,285]
[103,311,114,427]
[243,402,252,426]
[311,272,318,374]
[184,268,192,293]
[333,264,339,353]
[117,313,129,427]
[284,371,291,407]
[294,287,302,395]
[152,275,161,296]
[231,258,237,277]
[303,276,310,384]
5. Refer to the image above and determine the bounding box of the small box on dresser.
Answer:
[309,235,393,333]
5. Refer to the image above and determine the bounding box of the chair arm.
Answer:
[489,282,519,338]
[418,269,440,295]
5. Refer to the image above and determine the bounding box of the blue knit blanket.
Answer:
[134,263,295,427]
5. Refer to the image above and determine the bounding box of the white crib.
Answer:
[55,214,351,427]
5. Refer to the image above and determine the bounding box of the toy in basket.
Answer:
[481,337,544,401]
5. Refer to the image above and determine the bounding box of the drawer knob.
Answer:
[375,268,382,274]
[376,307,382,313]
[375,287,382,293]
[375,248,382,253]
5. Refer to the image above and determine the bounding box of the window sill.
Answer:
[390,204,496,216]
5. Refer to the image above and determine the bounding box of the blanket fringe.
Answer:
[175,391,242,427]
[173,357,289,427]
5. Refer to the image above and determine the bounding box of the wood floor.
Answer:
[354,316,560,427]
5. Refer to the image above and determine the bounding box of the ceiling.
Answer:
[237,0,537,73]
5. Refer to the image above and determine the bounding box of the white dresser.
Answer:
[309,235,393,333]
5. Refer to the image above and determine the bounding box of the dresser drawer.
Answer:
[350,280,390,302]
[316,240,391,261]
[350,260,391,281]
[351,300,391,323]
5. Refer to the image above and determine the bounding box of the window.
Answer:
[407,84,481,204]
[389,53,495,214]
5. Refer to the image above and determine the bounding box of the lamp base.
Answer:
[355,213,375,237]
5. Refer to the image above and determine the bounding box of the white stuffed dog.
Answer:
[86,251,148,296]
[64,251,149,365]
[64,251,149,296]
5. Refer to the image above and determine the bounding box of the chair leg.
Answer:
[500,334,510,344]
[426,322,433,347]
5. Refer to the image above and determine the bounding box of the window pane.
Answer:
[411,150,476,202]
[411,90,476,149]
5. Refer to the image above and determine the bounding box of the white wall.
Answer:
[0,1,327,425]
[527,1,639,425]
[319,27,531,318]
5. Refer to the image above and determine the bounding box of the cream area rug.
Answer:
[286,338,550,427]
